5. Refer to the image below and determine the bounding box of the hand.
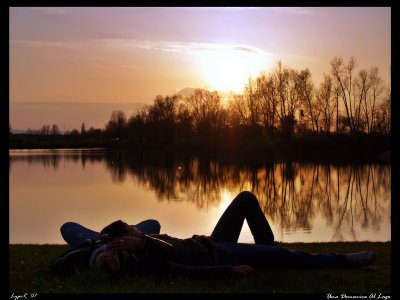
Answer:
[192,235,214,243]
[108,236,144,253]
[122,223,143,239]
[232,265,254,276]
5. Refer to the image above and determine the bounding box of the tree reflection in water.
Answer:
[103,151,390,241]
[10,150,390,241]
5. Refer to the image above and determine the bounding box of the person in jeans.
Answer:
[55,191,376,276]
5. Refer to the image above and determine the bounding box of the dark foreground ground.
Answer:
[9,242,391,295]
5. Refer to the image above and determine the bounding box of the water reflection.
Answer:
[102,151,390,241]
[9,149,105,170]
[10,150,391,242]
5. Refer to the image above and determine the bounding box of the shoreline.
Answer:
[9,133,391,164]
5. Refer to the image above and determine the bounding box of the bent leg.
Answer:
[61,219,161,246]
[211,191,275,245]
[134,219,161,234]
[60,222,98,246]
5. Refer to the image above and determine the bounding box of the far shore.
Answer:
[9,133,391,164]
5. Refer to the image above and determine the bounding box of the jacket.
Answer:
[122,234,233,276]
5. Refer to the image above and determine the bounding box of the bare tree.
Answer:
[376,93,391,134]
[81,122,86,136]
[126,107,149,142]
[368,67,384,133]
[274,61,302,136]
[331,56,358,133]
[185,89,222,143]
[317,74,335,134]
[354,69,370,132]
[297,68,320,133]
[105,110,126,140]
[147,95,180,143]
[51,124,61,135]
[256,72,278,137]
[40,124,51,135]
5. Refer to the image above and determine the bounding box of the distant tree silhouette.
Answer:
[69,129,80,136]
[331,56,359,133]
[297,68,320,133]
[366,67,384,134]
[176,102,194,143]
[185,89,223,144]
[126,108,148,143]
[18,57,390,147]
[273,61,302,136]
[147,95,179,143]
[256,72,278,137]
[105,110,126,140]
[81,122,86,136]
[40,124,51,135]
[51,124,61,135]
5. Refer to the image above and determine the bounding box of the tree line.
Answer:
[12,57,391,147]
[103,57,390,145]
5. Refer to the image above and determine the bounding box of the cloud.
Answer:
[109,39,268,55]
[232,46,260,53]
[10,37,269,59]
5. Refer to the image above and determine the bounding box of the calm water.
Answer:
[9,149,391,244]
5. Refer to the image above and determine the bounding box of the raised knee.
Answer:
[234,191,259,207]
[237,191,257,201]
[148,219,161,232]
[60,222,78,234]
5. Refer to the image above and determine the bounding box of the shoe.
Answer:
[345,251,376,267]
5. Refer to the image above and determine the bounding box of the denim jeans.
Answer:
[60,219,161,247]
[210,191,348,268]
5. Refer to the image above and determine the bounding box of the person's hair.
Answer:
[99,220,128,239]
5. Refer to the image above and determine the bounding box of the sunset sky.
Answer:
[9,7,391,130]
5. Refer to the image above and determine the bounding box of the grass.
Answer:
[9,242,390,294]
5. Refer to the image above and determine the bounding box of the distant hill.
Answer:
[175,87,234,101]
[175,87,197,97]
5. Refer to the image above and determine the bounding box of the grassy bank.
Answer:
[9,242,391,294]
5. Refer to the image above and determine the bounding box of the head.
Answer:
[94,248,121,274]
[99,220,141,239]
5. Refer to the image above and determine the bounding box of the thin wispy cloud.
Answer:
[233,46,260,53]
[102,39,269,55]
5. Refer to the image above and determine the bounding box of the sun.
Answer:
[195,45,270,93]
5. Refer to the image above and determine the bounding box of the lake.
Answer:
[9,149,391,244]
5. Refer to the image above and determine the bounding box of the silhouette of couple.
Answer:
[53,191,375,276]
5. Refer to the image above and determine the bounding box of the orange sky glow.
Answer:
[9,7,391,130]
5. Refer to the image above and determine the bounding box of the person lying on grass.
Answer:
[52,191,376,276]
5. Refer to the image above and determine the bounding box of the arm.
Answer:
[108,234,174,258]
